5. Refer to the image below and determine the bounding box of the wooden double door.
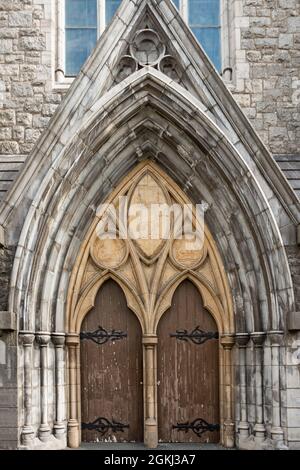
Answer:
[80,279,219,443]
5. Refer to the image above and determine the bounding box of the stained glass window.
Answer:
[64,0,222,77]
[65,0,98,76]
[188,0,221,71]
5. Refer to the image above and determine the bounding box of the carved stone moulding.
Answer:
[115,55,138,83]
[158,55,182,83]
[130,29,166,66]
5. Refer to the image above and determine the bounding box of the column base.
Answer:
[144,418,158,449]
[223,420,235,448]
[238,434,289,451]
[19,434,67,450]
[54,422,66,440]
[21,425,35,445]
[254,423,265,443]
[67,419,80,448]
[238,421,249,438]
[38,423,51,442]
[271,426,284,441]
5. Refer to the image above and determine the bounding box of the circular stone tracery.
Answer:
[130,29,166,66]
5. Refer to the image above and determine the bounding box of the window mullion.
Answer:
[99,0,106,34]
[181,0,188,22]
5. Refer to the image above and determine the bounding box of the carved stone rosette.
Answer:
[115,28,183,85]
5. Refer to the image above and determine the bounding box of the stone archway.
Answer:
[66,161,235,449]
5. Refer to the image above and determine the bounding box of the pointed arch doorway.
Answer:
[80,279,143,443]
[66,161,235,449]
[157,280,220,443]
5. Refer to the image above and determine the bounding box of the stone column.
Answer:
[66,333,80,448]
[235,333,250,439]
[20,331,35,444]
[269,330,284,443]
[36,332,51,442]
[251,332,266,443]
[52,333,66,440]
[143,334,158,449]
[220,334,235,448]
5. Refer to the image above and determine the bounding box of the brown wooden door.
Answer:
[80,279,143,442]
[157,280,220,443]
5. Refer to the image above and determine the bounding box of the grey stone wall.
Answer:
[0,0,299,163]
[0,331,18,449]
[0,245,14,310]
[231,0,300,155]
[0,245,17,449]
[0,0,62,158]
[286,245,300,312]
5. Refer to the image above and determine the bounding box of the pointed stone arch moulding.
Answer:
[66,161,235,449]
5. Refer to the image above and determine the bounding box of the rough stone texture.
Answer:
[286,245,300,313]
[0,0,63,166]
[0,246,14,310]
[0,0,298,452]
[231,0,300,156]
[274,155,300,199]
[0,331,18,450]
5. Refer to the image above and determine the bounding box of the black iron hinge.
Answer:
[80,325,127,345]
[170,326,218,345]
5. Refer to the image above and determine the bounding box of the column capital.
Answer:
[66,333,80,346]
[52,332,66,347]
[36,331,51,346]
[19,331,35,345]
[235,333,250,347]
[268,330,284,346]
[220,334,235,349]
[251,332,266,346]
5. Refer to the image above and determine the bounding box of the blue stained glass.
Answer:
[191,27,221,71]
[65,28,97,76]
[188,0,220,26]
[65,0,97,76]
[106,0,121,24]
[65,0,97,28]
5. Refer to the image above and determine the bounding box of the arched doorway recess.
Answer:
[66,161,235,449]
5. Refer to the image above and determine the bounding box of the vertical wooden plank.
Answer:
[157,280,220,443]
[80,280,143,442]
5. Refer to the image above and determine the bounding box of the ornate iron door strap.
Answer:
[82,417,129,435]
[80,325,127,345]
[173,418,220,437]
[170,326,218,345]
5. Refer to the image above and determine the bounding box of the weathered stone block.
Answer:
[278,0,296,7]
[32,115,50,128]
[0,311,16,331]
[42,104,58,117]
[0,110,15,126]
[11,82,33,97]
[19,36,45,51]
[0,141,19,154]
[25,128,40,142]
[0,128,12,140]
[0,28,18,39]
[288,17,300,33]
[8,12,32,27]
[279,33,294,49]
[13,126,24,141]
[16,112,31,125]
[0,407,17,427]
[0,39,12,53]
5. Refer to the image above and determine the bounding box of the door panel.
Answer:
[80,279,143,442]
[157,280,220,443]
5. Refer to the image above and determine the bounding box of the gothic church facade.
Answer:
[0,0,300,450]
